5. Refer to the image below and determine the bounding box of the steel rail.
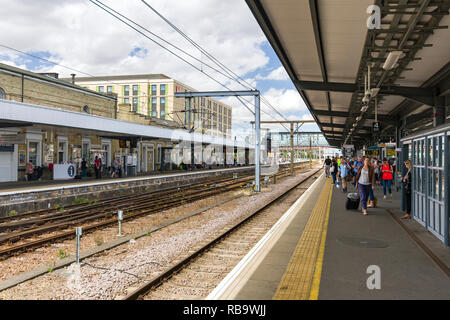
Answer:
[123,167,321,300]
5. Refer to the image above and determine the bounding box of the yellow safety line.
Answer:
[309,182,333,300]
[273,178,332,300]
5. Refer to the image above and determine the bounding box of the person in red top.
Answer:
[381,157,393,199]
[94,156,101,179]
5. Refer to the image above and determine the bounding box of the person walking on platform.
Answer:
[356,157,375,216]
[367,159,377,207]
[94,156,101,179]
[338,158,351,192]
[401,160,412,219]
[331,157,338,185]
[323,156,331,178]
[81,158,87,178]
[381,158,394,199]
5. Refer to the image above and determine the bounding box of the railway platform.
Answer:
[208,174,450,300]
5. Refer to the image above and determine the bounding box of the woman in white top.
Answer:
[356,157,375,216]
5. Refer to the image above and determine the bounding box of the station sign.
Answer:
[372,121,380,132]
[0,144,14,152]
[53,164,76,180]
[386,150,396,156]
[0,133,26,144]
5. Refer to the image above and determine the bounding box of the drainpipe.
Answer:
[21,74,24,102]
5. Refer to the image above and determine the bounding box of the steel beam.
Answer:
[174,90,259,98]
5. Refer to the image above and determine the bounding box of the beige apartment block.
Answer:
[70,74,233,138]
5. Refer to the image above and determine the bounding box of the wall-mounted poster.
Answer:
[19,150,26,166]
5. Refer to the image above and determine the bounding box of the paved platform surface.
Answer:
[228,176,450,300]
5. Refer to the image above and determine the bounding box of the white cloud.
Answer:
[0,0,321,137]
[0,0,268,93]
[256,66,289,81]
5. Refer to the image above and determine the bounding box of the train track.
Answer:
[0,163,309,261]
[122,167,322,300]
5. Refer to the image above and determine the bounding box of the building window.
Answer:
[160,84,166,96]
[107,86,113,93]
[160,97,166,119]
[124,85,130,96]
[124,97,130,104]
[151,84,157,96]
[0,87,5,99]
[151,97,157,117]
[132,85,138,96]
[132,97,138,112]
[98,86,104,93]
[57,140,67,164]
[82,140,90,161]
[28,142,39,165]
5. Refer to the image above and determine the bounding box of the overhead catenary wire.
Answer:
[90,0,257,117]
[1,3,288,133]
[92,0,289,131]
[139,0,291,130]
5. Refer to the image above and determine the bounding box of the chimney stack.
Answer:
[71,74,76,84]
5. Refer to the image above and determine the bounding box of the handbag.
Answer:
[330,166,335,173]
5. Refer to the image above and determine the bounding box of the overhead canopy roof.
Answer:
[247,0,450,148]
[0,99,251,148]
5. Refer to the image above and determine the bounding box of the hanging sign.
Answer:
[372,122,380,132]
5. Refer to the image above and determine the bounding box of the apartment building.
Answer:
[71,74,232,137]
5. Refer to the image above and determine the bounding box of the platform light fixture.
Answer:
[356,116,362,121]
[361,105,369,112]
[383,51,402,70]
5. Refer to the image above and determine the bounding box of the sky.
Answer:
[0,0,321,136]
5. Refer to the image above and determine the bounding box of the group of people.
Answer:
[79,156,120,179]
[323,155,412,218]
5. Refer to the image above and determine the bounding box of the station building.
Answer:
[69,74,233,138]
[0,63,241,183]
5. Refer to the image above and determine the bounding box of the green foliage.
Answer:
[72,198,90,205]
[57,249,68,259]
[8,210,17,216]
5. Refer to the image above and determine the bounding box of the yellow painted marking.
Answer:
[273,178,332,300]
[309,182,333,300]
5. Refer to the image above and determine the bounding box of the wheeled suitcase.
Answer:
[346,193,360,210]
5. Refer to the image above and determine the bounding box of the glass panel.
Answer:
[434,137,438,167]
[428,169,432,196]
[428,138,433,167]
[434,170,439,199]
[132,98,138,111]
[419,168,423,193]
[442,170,445,202]
[29,142,38,165]
[421,140,425,165]
[440,136,444,167]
